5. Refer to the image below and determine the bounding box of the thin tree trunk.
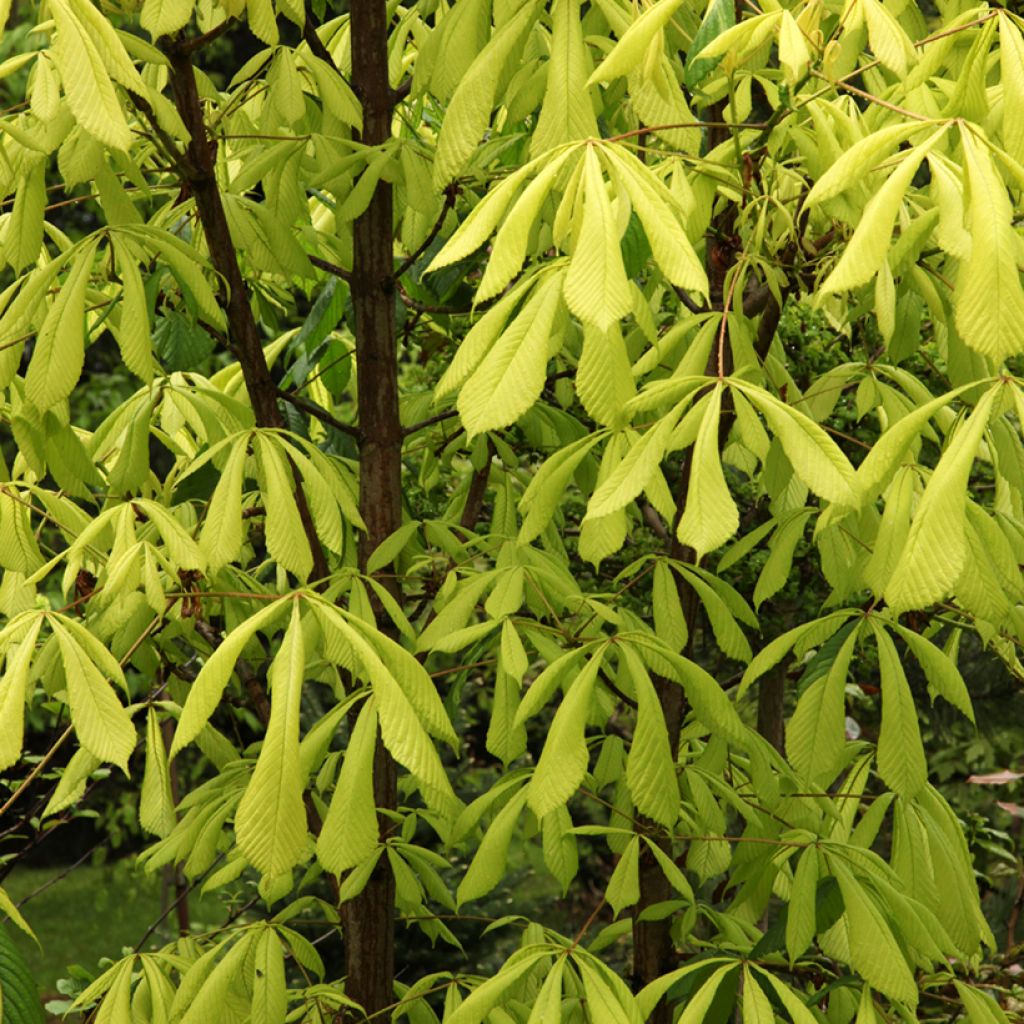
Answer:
[632,89,741,1012]
[164,43,329,582]
[344,2,401,1016]
[757,664,786,754]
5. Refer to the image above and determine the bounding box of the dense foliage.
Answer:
[0,0,1022,1021]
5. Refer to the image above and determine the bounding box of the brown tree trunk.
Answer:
[343,1,401,1017]
[165,44,329,582]
[757,664,786,754]
[632,88,741,1014]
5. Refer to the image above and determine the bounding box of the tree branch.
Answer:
[278,388,361,439]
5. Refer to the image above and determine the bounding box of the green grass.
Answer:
[3,860,226,997]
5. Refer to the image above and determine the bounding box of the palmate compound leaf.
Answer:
[820,129,945,295]
[676,383,740,558]
[471,150,580,304]
[527,646,605,818]
[327,613,458,813]
[234,602,309,889]
[563,146,633,332]
[885,385,997,611]
[316,697,379,876]
[954,130,1024,361]
[638,961,737,1023]
[426,153,560,276]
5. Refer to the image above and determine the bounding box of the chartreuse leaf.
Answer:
[528,647,605,818]
[200,438,248,569]
[587,0,687,86]
[444,948,552,1024]
[178,933,257,1024]
[475,150,578,302]
[742,966,776,1024]
[24,242,96,412]
[427,155,548,274]
[336,617,458,811]
[955,131,1024,361]
[805,123,925,207]
[821,129,944,294]
[459,271,566,437]
[251,927,287,1024]
[855,388,966,501]
[750,966,821,1024]
[621,646,678,826]
[886,385,996,611]
[51,617,135,773]
[862,0,915,75]
[526,958,565,1024]
[254,433,313,581]
[651,644,747,748]
[871,622,927,798]
[577,324,636,428]
[112,238,154,380]
[0,616,42,773]
[638,961,737,1023]
[533,0,598,155]
[735,383,859,506]
[457,787,529,906]
[235,602,309,889]
[140,707,175,838]
[317,697,379,876]
[955,981,1012,1024]
[171,598,290,756]
[786,627,857,786]
[677,384,739,557]
[1001,14,1024,166]
[433,1,540,187]
[601,146,707,295]
[49,0,132,149]
[786,847,819,961]
[831,861,918,1006]
[587,409,684,519]
[605,834,641,916]
[892,623,973,720]
[140,0,193,38]
[564,146,633,332]
[634,954,733,1019]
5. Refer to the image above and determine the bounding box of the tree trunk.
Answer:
[344,2,401,1017]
